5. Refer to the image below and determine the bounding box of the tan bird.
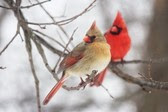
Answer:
[43,21,111,105]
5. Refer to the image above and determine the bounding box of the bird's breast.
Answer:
[66,42,111,77]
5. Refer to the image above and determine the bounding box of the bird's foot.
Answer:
[86,70,98,85]
[120,58,126,66]
[86,74,94,82]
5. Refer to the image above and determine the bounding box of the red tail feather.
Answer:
[43,76,65,105]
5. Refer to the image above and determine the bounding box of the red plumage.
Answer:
[93,11,131,86]
[105,11,131,60]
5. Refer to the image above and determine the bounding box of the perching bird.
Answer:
[43,21,111,105]
[92,11,131,86]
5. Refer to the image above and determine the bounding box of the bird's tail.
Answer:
[43,74,66,105]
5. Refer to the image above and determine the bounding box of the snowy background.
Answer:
[0,0,154,112]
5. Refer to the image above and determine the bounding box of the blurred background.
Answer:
[1,0,168,112]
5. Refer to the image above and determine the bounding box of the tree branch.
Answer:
[27,0,96,26]
[21,0,50,9]
[25,33,41,112]
[0,23,20,56]
[112,58,168,65]
[53,27,78,72]
[110,64,168,91]
[32,29,69,53]
[0,5,11,9]
[4,1,41,111]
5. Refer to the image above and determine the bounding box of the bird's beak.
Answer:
[83,36,91,43]
[111,26,118,33]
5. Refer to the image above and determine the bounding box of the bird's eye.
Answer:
[90,36,96,39]
[89,35,96,43]
[110,25,122,35]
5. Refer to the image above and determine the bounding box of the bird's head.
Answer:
[108,11,128,35]
[83,21,105,43]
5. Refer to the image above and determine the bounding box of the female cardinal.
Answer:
[43,21,111,105]
[92,11,131,86]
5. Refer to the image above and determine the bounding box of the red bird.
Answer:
[92,11,131,86]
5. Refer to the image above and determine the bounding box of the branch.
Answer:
[101,84,114,99]
[32,33,67,56]
[21,0,50,9]
[56,0,96,26]
[112,58,168,65]
[25,36,41,112]
[53,28,78,72]
[0,0,50,9]
[110,64,168,91]
[32,29,69,53]
[0,5,11,9]
[0,23,20,56]
[33,35,59,82]
[34,0,69,39]
[27,0,96,26]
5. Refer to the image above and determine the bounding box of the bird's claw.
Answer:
[119,59,126,66]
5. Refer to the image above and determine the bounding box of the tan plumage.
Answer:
[43,21,111,105]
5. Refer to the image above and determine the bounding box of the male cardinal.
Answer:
[43,21,111,105]
[92,11,131,86]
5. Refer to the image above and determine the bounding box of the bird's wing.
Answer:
[57,42,86,73]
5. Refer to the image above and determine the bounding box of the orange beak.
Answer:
[83,36,91,43]
[111,26,118,33]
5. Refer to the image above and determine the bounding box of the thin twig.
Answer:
[33,35,59,81]
[110,64,168,91]
[53,28,78,72]
[22,26,41,112]
[25,39,41,112]
[0,23,20,56]
[112,58,168,65]
[27,0,96,26]
[28,0,33,4]
[57,0,96,26]
[21,0,50,9]
[32,33,67,56]
[101,84,114,99]
[18,30,24,41]
[34,0,70,41]
[32,29,69,52]
[56,30,71,52]
[0,5,11,9]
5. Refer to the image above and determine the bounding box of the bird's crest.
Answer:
[113,11,126,28]
[90,20,96,30]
